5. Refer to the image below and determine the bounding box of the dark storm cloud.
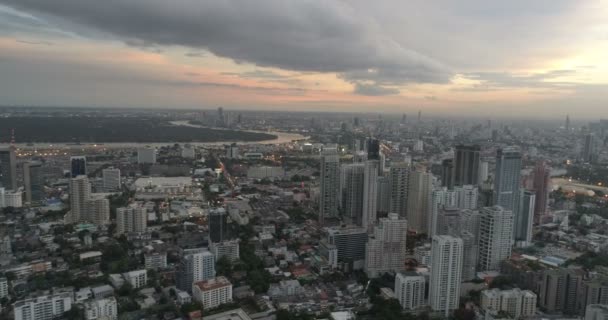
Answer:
[1,0,453,95]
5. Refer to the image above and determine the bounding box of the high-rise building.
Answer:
[327,226,368,270]
[116,206,147,235]
[192,276,232,309]
[454,145,480,186]
[0,277,7,299]
[389,162,410,219]
[478,159,489,185]
[365,213,408,277]
[583,133,596,163]
[14,292,73,320]
[586,305,608,320]
[429,235,463,317]
[177,248,216,292]
[0,146,17,190]
[376,176,390,215]
[366,138,380,160]
[494,147,522,238]
[70,156,87,178]
[515,190,535,246]
[362,160,379,230]
[86,196,110,226]
[430,187,457,237]
[395,272,426,310]
[533,161,550,224]
[137,147,157,164]
[23,161,44,203]
[441,159,455,189]
[341,163,365,225]
[565,114,571,131]
[480,288,537,319]
[540,267,585,315]
[225,143,239,159]
[436,207,462,237]
[460,231,478,281]
[209,240,240,262]
[209,208,228,243]
[478,206,514,271]
[102,167,121,192]
[407,169,433,233]
[69,175,91,223]
[319,151,340,225]
[455,185,478,209]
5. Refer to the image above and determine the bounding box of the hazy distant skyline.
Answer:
[1,1,607,118]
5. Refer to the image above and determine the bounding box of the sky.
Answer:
[1,0,608,118]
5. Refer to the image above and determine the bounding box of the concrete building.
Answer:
[85,195,110,226]
[192,276,232,309]
[0,277,8,299]
[319,151,340,225]
[116,206,147,235]
[341,163,365,226]
[365,213,408,277]
[327,226,368,270]
[209,240,240,262]
[69,175,91,223]
[23,161,44,203]
[515,190,535,246]
[70,156,87,177]
[84,297,118,320]
[407,169,433,234]
[389,162,411,219]
[137,147,157,164]
[454,145,480,186]
[225,143,239,159]
[0,188,22,208]
[461,231,479,281]
[102,167,121,191]
[144,251,167,270]
[362,160,379,230]
[395,272,426,310]
[494,147,522,239]
[429,235,463,317]
[430,187,457,237]
[481,288,537,319]
[177,248,216,292]
[478,206,514,271]
[539,267,585,315]
[123,269,147,288]
[533,160,551,224]
[455,185,478,209]
[0,146,17,190]
[13,292,73,320]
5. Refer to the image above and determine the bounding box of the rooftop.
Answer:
[195,276,231,291]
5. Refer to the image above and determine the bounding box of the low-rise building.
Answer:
[13,292,73,320]
[192,276,232,309]
[84,297,118,320]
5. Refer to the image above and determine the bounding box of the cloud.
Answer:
[16,39,53,46]
[460,69,581,91]
[1,0,452,93]
[353,83,399,96]
[184,51,206,58]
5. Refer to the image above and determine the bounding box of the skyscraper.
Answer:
[395,272,426,310]
[0,147,17,191]
[376,176,390,215]
[70,156,87,178]
[533,161,550,224]
[366,138,380,160]
[441,159,455,189]
[407,169,433,234]
[23,161,44,203]
[102,167,121,191]
[69,175,91,223]
[430,235,463,317]
[209,208,228,243]
[319,151,340,225]
[583,133,596,163]
[494,147,522,237]
[340,163,365,225]
[565,114,571,131]
[460,231,478,281]
[389,162,410,219]
[86,196,110,226]
[362,160,379,230]
[327,226,368,270]
[454,145,480,186]
[455,185,478,209]
[478,206,514,271]
[177,248,216,292]
[116,206,147,234]
[365,213,408,277]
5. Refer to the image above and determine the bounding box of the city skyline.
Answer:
[1,1,608,118]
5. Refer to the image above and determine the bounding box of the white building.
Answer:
[429,235,463,317]
[365,213,408,277]
[85,196,110,226]
[414,244,432,266]
[13,292,72,320]
[0,277,7,298]
[84,297,118,320]
[69,175,91,223]
[478,206,514,271]
[192,276,232,309]
[116,206,147,235]
[455,185,478,209]
[480,288,537,319]
[102,168,121,191]
[209,240,240,262]
[144,251,167,270]
[0,188,22,208]
[123,269,147,289]
[137,147,157,164]
[395,272,426,310]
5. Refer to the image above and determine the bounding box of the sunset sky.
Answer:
[1,0,607,118]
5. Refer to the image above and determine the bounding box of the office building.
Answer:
[209,208,228,243]
[362,160,379,230]
[84,297,118,320]
[429,235,463,317]
[177,248,216,292]
[515,190,535,246]
[480,288,537,319]
[137,147,157,164]
[116,206,147,234]
[327,226,368,270]
[441,158,455,189]
[494,147,522,238]
[454,145,480,186]
[85,195,110,225]
[365,213,408,277]
[389,162,410,219]
[319,151,340,225]
[395,272,426,310]
[533,161,551,224]
[13,292,73,320]
[366,138,380,160]
[407,169,433,233]
[0,146,17,190]
[192,276,232,309]
[583,133,596,163]
[341,163,365,225]
[69,175,91,223]
[376,176,390,214]
[70,156,87,178]
[225,143,239,159]
[209,240,240,262]
[23,161,44,203]
[478,206,514,271]
[102,167,121,191]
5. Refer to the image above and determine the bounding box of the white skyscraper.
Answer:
[395,272,426,310]
[69,175,91,223]
[389,162,410,218]
[430,187,457,237]
[116,206,147,235]
[478,206,514,271]
[362,160,379,230]
[102,167,121,191]
[365,213,408,277]
[407,170,433,233]
[319,151,340,225]
[430,235,463,317]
